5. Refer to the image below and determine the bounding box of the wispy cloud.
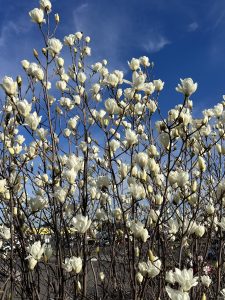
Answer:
[187,22,199,32]
[143,34,170,53]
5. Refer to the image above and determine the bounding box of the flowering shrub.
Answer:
[0,1,224,299]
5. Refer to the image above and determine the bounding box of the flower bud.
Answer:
[201,293,206,300]
[33,49,38,58]
[55,13,60,23]
[147,249,155,262]
[135,272,143,284]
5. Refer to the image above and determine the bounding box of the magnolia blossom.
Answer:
[25,112,42,130]
[63,256,82,273]
[125,129,138,147]
[30,195,48,211]
[153,79,164,91]
[40,0,52,12]
[64,34,75,46]
[138,258,161,278]
[168,170,189,187]
[0,179,7,194]
[172,268,198,292]
[56,80,67,91]
[201,275,211,287]
[130,221,149,242]
[105,98,119,115]
[71,214,91,233]
[1,76,17,95]
[48,38,63,55]
[29,8,44,24]
[139,56,150,67]
[77,72,87,83]
[166,286,190,300]
[17,100,32,117]
[27,63,44,80]
[176,78,197,97]
[26,241,45,261]
[128,58,140,70]
[135,152,149,168]
[54,186,67,203]
[0,225,10,240]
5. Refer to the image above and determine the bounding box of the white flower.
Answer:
[75,32,83,40]
[138,258,161,278]
[71,214,91,234]
[173,268,198,292]
[29,8,44,24]
[63,257,82,273]
[198,156,206,172]
[54,186,67,203]
[135,272,144,284]
[17,100,32,117]
[68,116,79,129]
[27,63,44,80]
[99,272,105,281]
[147,100,157,113]
[64,34,75,46]
[214,103,223,117]
[30,195,48,211]
[125,129,138,147]
[139,56,150,67]
[135,152,149,168]
[25,112,42,130]
[109,139,120,153]
[0,179,7,194]
[128,58,140,70]
[105,98,118,115]
[104,73,119,87]
[63,168,77,184]
[27,241,45,261]
[92,62,103,72]
[143,82,155,95]
[28,257,38,270]
[40,0,52,12]
[129,183,146,200]
[130,221,149,242]
[119,163,129,179]
[0,225,10,240]
[176,78,197,97]
[153,79,164,91]
[56,80,67,91]
[21,60,30,69]
[77,72,87,83]
[168,170,189,187]
[195,225,205,237]
[48,38,63,55]
[70,256,82,273]
[1,76,17,95]
[166,270,176,284]
[166,286,190,300]
[201,275,211,287]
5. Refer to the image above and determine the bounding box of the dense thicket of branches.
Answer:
[0,1,224,299]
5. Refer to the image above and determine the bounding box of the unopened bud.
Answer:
[33,49,38,58]
[147,249,155,262]
[42,48,47,55]
[17,76,22,87]
[201,293,206,300]
[55,13,60,23]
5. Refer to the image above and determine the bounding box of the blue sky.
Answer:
[0,0,225,115]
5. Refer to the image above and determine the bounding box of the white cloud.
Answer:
[187,22,199,32]
[143,35,170,53]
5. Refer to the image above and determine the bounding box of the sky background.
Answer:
[0,0,225,116]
